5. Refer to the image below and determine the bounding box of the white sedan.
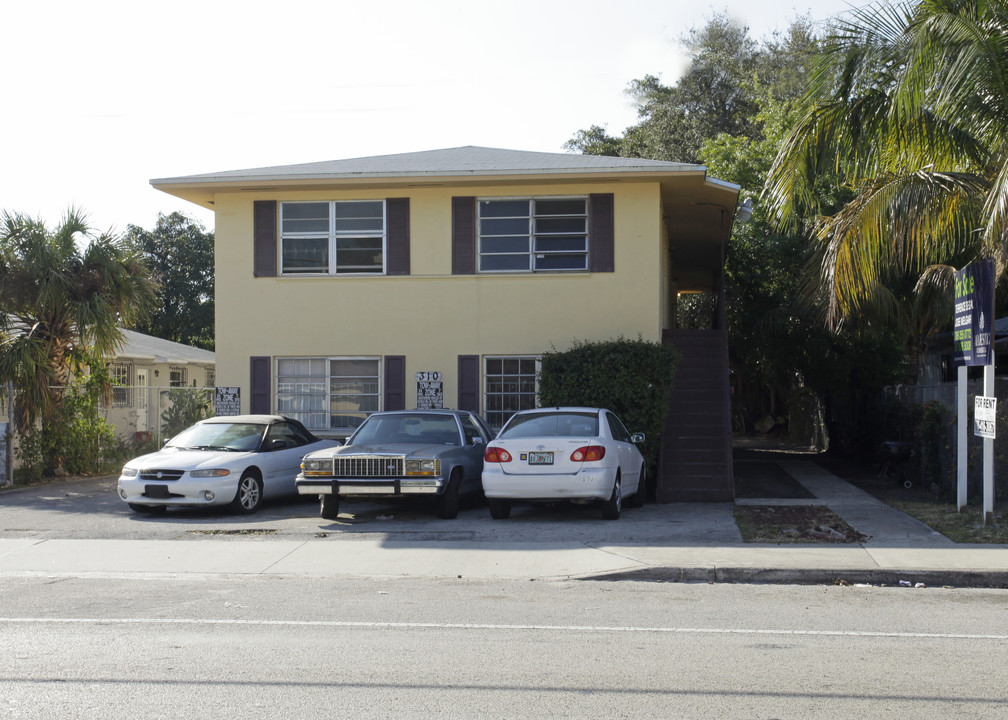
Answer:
[117,415,340,514]
[482,407,646,520]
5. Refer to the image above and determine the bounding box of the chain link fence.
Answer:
[882,379,1006,499]
[103,385,217,447]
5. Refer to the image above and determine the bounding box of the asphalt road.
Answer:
[3,575,1007,718]
[3,477,1008,717]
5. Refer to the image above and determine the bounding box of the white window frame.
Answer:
[484,355,541,431]
[280,200,387,276]
[276,356,382,435]
[477,196,589,274]
[111,362,133,408]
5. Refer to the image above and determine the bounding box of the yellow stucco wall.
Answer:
[214,181,665,419]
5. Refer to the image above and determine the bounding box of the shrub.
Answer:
[15,374,117,482]
[161,388,212,439]
[537,337,678,473]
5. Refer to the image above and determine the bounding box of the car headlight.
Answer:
[121,467,138,478]
[405,458,439,476]
[190,469,231,478]
[302,458,334,476]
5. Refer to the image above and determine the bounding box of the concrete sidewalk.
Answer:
[1,458,1006,587]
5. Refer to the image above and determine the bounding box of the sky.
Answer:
[2,0,861,235]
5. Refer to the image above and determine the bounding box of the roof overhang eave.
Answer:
[150,166,713,209]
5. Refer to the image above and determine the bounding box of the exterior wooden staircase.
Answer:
[658,329,734,502]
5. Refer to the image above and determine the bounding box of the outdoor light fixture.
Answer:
[736,197,753,223]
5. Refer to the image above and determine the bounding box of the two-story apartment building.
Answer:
[152,146,743,501]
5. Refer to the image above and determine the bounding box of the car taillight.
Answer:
[485,446,513,463]
[571,446,606,462]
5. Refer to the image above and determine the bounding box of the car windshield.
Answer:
[350,414,461,446]
[166,422,266,452]
[498,411,599,439]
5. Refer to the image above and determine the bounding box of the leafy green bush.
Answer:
[15,374,117,481]
[161,388,212,439]
[538,337,679,473]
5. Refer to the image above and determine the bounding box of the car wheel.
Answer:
[435,470,461,519]
[128,503,166,515]
[231,471,263,514]
[488,498,511,519]
[320,493,340,520]
[627,464,647,508]
[600,474,622,520]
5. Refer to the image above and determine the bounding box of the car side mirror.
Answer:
[631,432,645,444]
[266,439,288,451]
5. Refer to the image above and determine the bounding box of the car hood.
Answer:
[318,442,459,458]
[124,447,257,471]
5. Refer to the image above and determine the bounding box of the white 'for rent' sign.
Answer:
[974,396,997,439]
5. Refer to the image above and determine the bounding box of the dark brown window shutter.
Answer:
[452,197,476,275]
[250,356,271,414]
[253,201,278,277]
[384,355,406,411]
[386,198,410,275]
[457,355,479,413]
[589,193,614,273]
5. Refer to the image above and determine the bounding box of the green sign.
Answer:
[953,260,995,366]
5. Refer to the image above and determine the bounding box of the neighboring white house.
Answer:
[1,329,215,471]
[104,329,216,441]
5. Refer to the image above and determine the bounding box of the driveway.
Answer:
[0,476,743,544]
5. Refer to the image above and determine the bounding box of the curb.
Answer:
[585,566,1008,589]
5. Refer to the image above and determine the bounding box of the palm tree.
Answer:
[0,209,156,438]
[763,0,1008,334]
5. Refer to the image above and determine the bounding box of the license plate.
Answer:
[144,484,171,498]
[527,451,554,465]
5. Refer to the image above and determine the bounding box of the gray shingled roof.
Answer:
[116,329,215,365]
[152,146,702,185]
[2,317,214,365]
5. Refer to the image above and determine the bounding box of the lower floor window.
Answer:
[484,356,539,430]
[111,363,133,407]
[276,357,380,434]
[170,366,188,388]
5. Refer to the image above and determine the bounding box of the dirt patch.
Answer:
[187,529,279,537]
[733,505,869,544]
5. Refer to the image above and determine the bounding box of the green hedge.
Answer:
[537,337,679,474]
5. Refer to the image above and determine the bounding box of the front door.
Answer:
[136,370,148,433]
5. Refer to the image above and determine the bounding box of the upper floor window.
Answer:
[478,198,588,273]
[280,201,386,275]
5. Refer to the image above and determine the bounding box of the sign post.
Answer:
[953,259,996,523]
[0,421,9,488]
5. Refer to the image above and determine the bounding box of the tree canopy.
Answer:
[566,14,908,450]
[0,209,156,429]
[124,212,214,351]
[763,0,1008,329]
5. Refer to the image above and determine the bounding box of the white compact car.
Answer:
[481,407,646,520]
[117,415,339,514]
